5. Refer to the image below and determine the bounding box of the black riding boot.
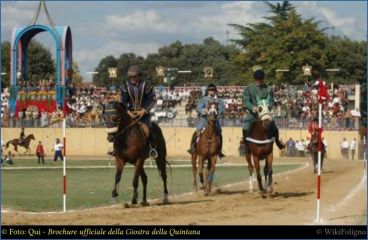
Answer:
[218,134,225,158]
[242,129,250,154]
[187,131,197,154]
[268,121,285,150]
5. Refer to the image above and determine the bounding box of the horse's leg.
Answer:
[112,157,126,199]
[198,155,205,190]
[131,159,143,205]
[13,143,18,154]
[253,155,264,193]
[191,152,199,191]
[245,153,254,192]
[265,154,274,193]
[140,167,149,206]
[264,160,268,190]
[206,155,217,195]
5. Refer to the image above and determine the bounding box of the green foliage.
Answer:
[93,38,244,87]
[26,41,56,84]
[71,61,84,85]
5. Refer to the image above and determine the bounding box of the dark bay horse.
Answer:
[6,134,35,154]
[245,100,275,193]
[309,128,325,174]
[104,102,169,205]
[191,103,220,195]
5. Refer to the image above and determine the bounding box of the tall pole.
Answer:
[63,117,66,212]
[316,103,322,222]
[364,136,366,175]
[62,84,67,212]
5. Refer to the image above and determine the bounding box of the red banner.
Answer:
[15,100,57,117]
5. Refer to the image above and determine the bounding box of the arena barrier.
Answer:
[1,128,359,160]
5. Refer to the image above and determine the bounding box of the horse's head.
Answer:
[29,134,35,140]
[103,102,121,141]
[257,99,272,129]
[103,102,131,142]
[207,102,218,122]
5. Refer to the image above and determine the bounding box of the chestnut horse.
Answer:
[6,134,35,154]
[191,103,220,195]
[245,100,275,193]
[104,102,169,205]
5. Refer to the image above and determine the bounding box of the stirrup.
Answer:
[149,148,158,159]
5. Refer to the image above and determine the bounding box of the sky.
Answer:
[1,1,367,81]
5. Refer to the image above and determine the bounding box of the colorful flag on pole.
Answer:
[317,79,329,103]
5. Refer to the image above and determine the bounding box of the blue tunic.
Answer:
[196,96,225,133]
[120,80,155,125]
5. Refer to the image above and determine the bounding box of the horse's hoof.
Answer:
[267,187,273,193]
[199,183,205,190]
[112,191,119,198]
[140,201,150,207]
[131,200,138,205]
[249,188,254,193]
[123,203,130,208]
[163,194,169,204]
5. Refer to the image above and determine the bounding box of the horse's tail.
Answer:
[5,140,11,149]
[151,122,172,192]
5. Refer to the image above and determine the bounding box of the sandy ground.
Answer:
[1,157,367,225]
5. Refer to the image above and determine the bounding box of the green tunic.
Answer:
[242,83,274,130]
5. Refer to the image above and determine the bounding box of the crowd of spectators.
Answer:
[0,82,360,130]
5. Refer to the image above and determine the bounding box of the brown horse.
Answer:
[245,99,275,193]
[104,102,169,205]
[309,128,325,174]
[191,103,220,195]
[6,134,35,154]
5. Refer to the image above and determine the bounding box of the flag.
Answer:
[318,79,329,103]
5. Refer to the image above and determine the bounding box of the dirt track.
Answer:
[1,157,367,225]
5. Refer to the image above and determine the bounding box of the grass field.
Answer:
[1,159,301,212]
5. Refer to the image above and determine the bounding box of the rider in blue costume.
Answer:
[107,65,156,156]
[187,83,225,158]
[120,65,155,127]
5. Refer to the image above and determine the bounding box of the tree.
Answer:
[229,2,328,85]
[26,40,55,85]
[93,55,118,87]
[1,40,55,88]
[71,61,84,85]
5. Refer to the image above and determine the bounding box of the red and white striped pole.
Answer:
[316,102,322,222]
[63,118,67,212]
[364,136,366,176]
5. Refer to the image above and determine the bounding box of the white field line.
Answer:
[0,162,299,170]
[328,175,367,213]
[1,163,308,215]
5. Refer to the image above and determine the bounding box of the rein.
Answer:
[115,114,143,137]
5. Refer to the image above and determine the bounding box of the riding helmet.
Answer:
[253,69,265,80]
[207,83,217,91]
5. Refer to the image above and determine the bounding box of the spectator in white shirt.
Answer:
[350,138,357,160]
[53,138,64,162]
[340,138,350,159]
